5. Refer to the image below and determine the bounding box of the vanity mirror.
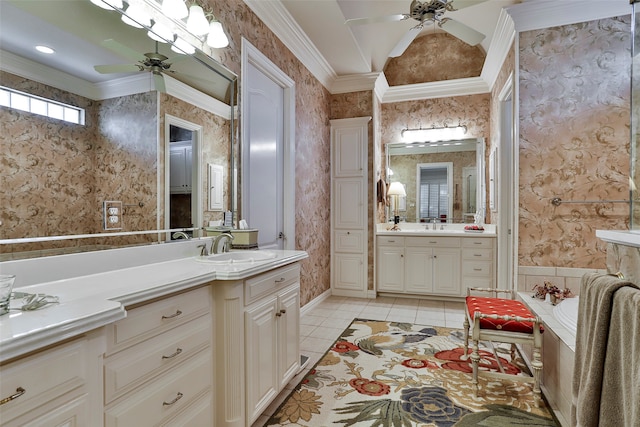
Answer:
[0,0,237,260]
[385,138,486,224]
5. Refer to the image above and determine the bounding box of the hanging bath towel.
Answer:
[377,178,387,205]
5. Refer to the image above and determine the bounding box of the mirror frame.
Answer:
[0,0,238,254]
[385,138,486,224]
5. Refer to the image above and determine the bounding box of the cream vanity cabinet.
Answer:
[244,264,301,425]
[330,117,370,297]
[461,237,496,290]
[378,236,461,296]
[0,333,104,427]
[103,286,213,426]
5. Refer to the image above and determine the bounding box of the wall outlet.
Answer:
[103,201,123,230]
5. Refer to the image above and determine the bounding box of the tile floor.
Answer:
[251,295,467,427]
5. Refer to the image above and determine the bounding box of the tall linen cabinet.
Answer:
[330,117,370,297]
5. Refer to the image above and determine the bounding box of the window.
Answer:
[0,86,85,125]
[417,163,452,221]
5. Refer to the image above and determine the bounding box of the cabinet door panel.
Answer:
[332,127,365,177]
[432,249,461,295]
[405,249,432,294]
[377,247,404,292]
[245,298,279,421]
[333,180,364,228]
[334,253,365,291]
[278,286,300,389]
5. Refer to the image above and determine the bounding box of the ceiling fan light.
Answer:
[186,5,210,36]
[90,0,123,10]
[121,4,151,28]
[171,37,196,55]
[148,22,174,43]
[162,0,188,20]
[207,21,229,48]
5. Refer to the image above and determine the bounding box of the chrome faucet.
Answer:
[172,231,190,240]
[432,218,437,230]
[197,243,209,256]
[212,233,234,254]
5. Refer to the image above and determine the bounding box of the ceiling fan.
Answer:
[346,0,487,58]
[94,40,180,92]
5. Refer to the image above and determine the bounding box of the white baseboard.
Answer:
[300,289,331,317]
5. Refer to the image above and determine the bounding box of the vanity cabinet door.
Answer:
[245,282,300,425]
[431,248,461,295]
[404,248,433,294]
[377,246,404,292]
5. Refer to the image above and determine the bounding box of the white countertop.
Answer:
[0,248,307,363]
[377,222,497,237]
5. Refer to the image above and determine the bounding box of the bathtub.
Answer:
[553,296,579,335]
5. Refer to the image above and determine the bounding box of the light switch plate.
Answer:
[103,201,123,230]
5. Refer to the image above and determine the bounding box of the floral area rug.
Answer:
[265,318,558,427]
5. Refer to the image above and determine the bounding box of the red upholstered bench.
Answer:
[462,288,544,406]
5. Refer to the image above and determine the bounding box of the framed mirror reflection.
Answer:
[385,138,486,224]
[0,0,237,260]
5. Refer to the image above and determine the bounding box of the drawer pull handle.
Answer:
[0,387,25,405]
[473,268,483,271]
[388,240,395,243]
[162,310,183,320]
[474,254,482,257]
[429,241,437,244]
[474,242,482,245]
[163,392,184,406]
[275,278,286,283]
[280,309,286,314]
[162,348,183,359]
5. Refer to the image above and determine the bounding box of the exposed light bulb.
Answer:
[206,21,229,48]
[90,0,123,9]
[186,5,210,36]
[171,37,196,55]
[148,21,174,43]
[121,3,151,28]
[162,0,188,20]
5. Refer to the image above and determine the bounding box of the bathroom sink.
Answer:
[197,250,277,264]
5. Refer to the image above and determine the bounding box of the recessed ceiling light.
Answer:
[35,45,55,54]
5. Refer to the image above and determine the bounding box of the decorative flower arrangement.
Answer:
[532,281,574,305]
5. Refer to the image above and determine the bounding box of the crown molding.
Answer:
[508,0,632,32]
[381,77,490,103]
[1,50,99,100]
[331,72,382,94]
[243,0,337,89]
[164,75,232,119]
[480,7,515,92]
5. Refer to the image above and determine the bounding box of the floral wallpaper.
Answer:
[384,33,485,86]
[518,16,631,269]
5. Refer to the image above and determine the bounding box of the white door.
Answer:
[245,61,284,249]
[242,39,295,250]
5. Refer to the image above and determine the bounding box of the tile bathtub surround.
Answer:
[518,265,606,296]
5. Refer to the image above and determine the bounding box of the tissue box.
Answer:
[204,228,259,249]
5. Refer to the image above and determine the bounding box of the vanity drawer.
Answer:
[462,261,493,277]
[462,248,493,261]
[245,264,300,305]
[104,349,211,427]
[462,238,494,249]
[104,314,211,404]
[377,236,405,246]
[106,287,210,355]
[406,237,461,248]
[334,230,365,252]
[0,338,88,424]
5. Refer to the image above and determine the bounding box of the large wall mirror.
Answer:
[386,138,486,224]
[0,0,237,260]
[632,1,640,229]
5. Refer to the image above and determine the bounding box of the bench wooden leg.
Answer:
[532,344,543,407]
[461,315,470,361]
[470,338,480,397]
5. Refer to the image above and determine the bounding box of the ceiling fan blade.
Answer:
[101,38,144,62]
[439,18,485,46]
[153,73,166,93]
[94,64,142,74]
[388,26,422,58]
[447,0,489,11]
[345,14,409,26]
